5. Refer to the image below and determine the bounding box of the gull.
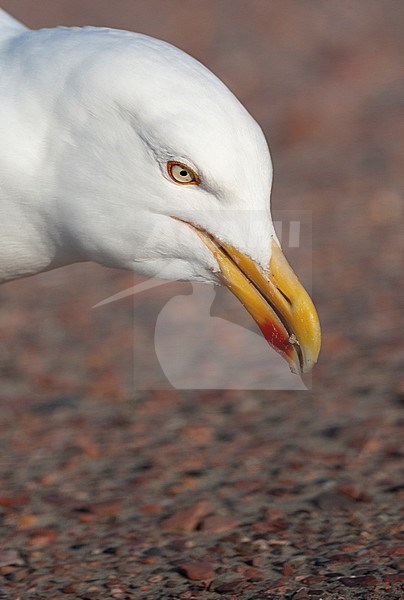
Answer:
[0,7,321,374]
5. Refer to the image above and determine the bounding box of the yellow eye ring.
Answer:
[167,161,200,185]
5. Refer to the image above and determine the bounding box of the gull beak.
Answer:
[192,227,321,374]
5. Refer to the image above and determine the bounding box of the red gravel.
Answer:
[0,1,403,599]
[178,562,215,582]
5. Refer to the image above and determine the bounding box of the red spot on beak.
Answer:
[258,320,291,356]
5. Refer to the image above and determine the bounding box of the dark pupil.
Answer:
[180,170,188,177]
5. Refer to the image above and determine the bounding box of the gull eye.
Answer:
[167,161,200,185]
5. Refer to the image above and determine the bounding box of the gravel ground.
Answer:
[0,1,403,599]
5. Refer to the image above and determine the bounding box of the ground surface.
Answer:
[0,1,403,599]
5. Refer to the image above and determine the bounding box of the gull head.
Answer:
[11,27,321,373]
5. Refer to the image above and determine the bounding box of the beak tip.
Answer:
[288,329,321,375]
[191,223,322,375]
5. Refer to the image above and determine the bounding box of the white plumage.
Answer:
[0,8,320,373]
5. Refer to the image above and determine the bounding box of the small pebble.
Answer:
[178,561,215,581]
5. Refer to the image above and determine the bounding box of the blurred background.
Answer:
[0,1,402,597]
